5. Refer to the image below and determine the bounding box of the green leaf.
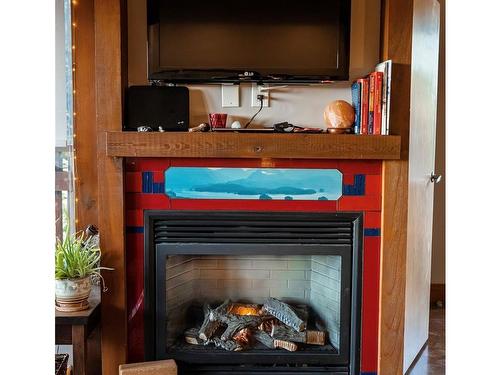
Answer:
[55,230,114,281]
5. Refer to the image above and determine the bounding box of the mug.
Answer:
[208,113,228,128]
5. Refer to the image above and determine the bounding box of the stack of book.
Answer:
[351,60,392,135]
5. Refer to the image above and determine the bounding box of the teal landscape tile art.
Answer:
[164,167,343,200]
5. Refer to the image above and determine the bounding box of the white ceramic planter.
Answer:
[55,276,92,311]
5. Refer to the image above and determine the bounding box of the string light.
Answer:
[71,0,79,229]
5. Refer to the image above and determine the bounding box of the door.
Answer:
[404,0,441,371]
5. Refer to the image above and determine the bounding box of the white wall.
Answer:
[127,0,381,129]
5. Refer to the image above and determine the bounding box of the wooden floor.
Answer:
[406,308,445,375]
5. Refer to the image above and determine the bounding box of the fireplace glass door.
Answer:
[144,211,362,374]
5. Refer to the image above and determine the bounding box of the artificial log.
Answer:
[273,339,298,352]
[305,330,327,346]
[253,330,275,349]
[292,304,309,327]
[258,318,280,333]
[185,299,324,352]
[233,328,252,347]
[208,300,231,319]
[207,337,243,352]
[199,304,221,341]
[270,324,326,345]
[215,313,268,341]
[184,328,204,345]
[262,298,306,332]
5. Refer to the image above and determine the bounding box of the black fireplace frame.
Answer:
[143,210,363,375]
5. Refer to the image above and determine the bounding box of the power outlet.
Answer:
[251,84,270,107]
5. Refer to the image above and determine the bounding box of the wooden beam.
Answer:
[106,132,402,160]
[73,0,98,231]
[379,0,414,374]
[379,160,408,375]
[94,0,128,373]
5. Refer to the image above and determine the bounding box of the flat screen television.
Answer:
[147,0,351,83]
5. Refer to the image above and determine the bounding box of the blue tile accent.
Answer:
[141,171,147,193]
[126,226,144,234]
[364,228,381,236]
[142,171,153,193]
[152,182,165,194]
[342,174,366,196]
[142,172,165,194]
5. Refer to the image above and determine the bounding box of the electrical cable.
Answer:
[244,95,264,128]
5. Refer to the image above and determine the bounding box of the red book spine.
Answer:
[359,78,369,134]
[368,74,375,134]
[373,71,384,135]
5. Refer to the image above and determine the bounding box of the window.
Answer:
[55,0,75,240]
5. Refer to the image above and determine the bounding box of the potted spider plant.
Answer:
[55,227,112,312]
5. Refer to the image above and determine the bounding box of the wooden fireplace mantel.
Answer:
[105,131,401,159]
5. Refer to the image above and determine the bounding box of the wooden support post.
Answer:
[72,325,88,375]
[94,0,128,373]
[379,0,414,374]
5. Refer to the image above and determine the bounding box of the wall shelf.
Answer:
[105,131,401,160]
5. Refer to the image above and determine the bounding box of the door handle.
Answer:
[430,173,442,184]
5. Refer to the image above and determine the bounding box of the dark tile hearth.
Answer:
[407,308,445,375]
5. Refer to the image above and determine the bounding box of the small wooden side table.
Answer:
[55,289,101,375]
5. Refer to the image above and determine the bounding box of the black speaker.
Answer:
[125,85,189,131]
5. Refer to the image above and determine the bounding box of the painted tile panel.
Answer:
[361,236,381,372]
[338,195,382,211]
[343,174,366,196]
[125,172,143,193]
[165,167,343,201]
[125,193,171,210]
[365,175,382,195]
[169,198,338,212]
[126,209,144,226]
[364,212,381,228]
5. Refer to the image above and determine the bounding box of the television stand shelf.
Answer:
[105,131,401,160]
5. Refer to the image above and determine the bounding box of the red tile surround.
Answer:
[124,158,382,374]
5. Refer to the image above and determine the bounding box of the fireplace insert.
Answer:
[144,211,362,374]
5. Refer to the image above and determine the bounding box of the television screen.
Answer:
[148,0,350,82]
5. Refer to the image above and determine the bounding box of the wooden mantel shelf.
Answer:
[105,131,401,159]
